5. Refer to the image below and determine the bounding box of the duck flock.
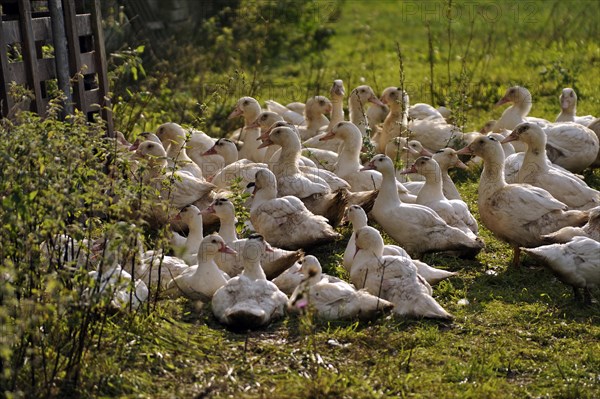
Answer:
[46,81,600,330]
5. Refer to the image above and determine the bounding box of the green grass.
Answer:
[3,1,600,398]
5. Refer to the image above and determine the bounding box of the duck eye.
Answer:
[319,100,325,106]
[243,100,249,106]
[211,239,217,244]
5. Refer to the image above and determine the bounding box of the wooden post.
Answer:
[90,0,113,137]
[62,0,85,113]
[0,4,13,116]
[17,0,44,114]
[48,0,73,117]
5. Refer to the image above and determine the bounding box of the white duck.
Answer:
[493,86,549,132]
[384,137,432,184]
[523,237,600,304]
[431,148,468,201]
[343,205,457,285]
[351,226,453,319]
[288,255,394,320]
[164,234,235,301]
[265,100,309,126]
[170,204,204,265]
[134,141,215,210]
[543,122,599,173]
[228,96,266,162]
[211,234,288,329]
[203,197,302,278]
[320,121,416,202]
[137,251,191,289]
[366,101,389,134]
[86,264,148,311]
[349,85,386,137]
[375,87,409,154]
[202,138,267,190]
[154,122,205,179]
[295,96,333,141]
[457,135,588,266]
[541,206,600,244]
[408,103,446,121]
[405,156,479,236]
[249,169,340,250]
[501,123,600,210]
[555,88,595,126]
[362,155,484,258]
[407,117,461,153]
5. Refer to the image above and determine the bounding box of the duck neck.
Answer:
[244,104,261,127]
[217,213,238,243]
[351,217,368,233]
[221,147,238,166]
[242,258,266,280]
[418,168,445,202]
[328,96,345,129]
[336,132,363,175]
[388,102,408,127]
[479,150,507,199]
[520,137,549,176]
[185,216,204,253]
[439,168,461,200]
[277,142,302,176]
[251,187,277,213]
[379,166,401,205]
[193,252,217,276]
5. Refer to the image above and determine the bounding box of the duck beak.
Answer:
[319,130,336,141]
[369,96,385,106]
[228,107,243,119]
[128,138,141,151]
[399,164,418,175]
[456,146,474,155]
[420,147,433,157]
[219,243,237,255]
[247,119,260,129]
[500,134,518,144]
[325,103,333,114]
[202,145,218,156]
[265,242,275,253]
[360,161,376,171]
[257,138,274,149]
[495,95,510,107]
[201,204,215,215]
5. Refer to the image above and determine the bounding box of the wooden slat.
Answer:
[18,0,44,114]
[79,51,96,74]
[31,16,51,39]
[2,20,22,43]
[36,57,55,81]
[63,0,85,112]
[75,14,91,36]
[91,0,113,136]
[6,62,27,83]
[84,88,100,110]
[0,16,14,116]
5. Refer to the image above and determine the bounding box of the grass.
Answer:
[3,1,600,398]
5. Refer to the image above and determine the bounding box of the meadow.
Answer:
[1,1,599,398]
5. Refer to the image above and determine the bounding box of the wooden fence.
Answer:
[0,0,113,136]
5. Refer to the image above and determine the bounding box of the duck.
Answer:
[541,206,600,243]
[163,234,235,301]
[326,79,346,130]
[555,88,596,126]
[374,87,409,154]
[288,255,394,320]
[543,122,599,172]
[586,118,600,168]
[408,103,447,121]
[362,154,484,258]
[249,168,341,250]
[228,97,266,162]
[265,99,309,126]
[154,122,205,179]
[523,237,599,304]
[343,205,457,285]
[86,264,149,311]
[351,226,453,319]
[170,205,204,265]
[501,123,600,210]
[404,156,479,236]
[384,137,432,184]
[202,197,303,278]
[349,85,386,137]
[366,101,389,134]
[259,124,351,225]
[295,96,333,141]
[457,135,588,266]
[137,251,191,289]
[211,234,288,329]
[320,122,416,201]
[493,86,550,133]
[430,148,468,201]
[202,138,267,190]
[407,117,462,153]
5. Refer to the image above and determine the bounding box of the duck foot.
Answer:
[573,286,582,303]
[583,287,592,306]
[511,247,521,267]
